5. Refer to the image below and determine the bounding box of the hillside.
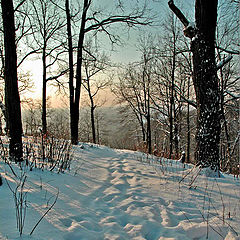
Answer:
[0,143,240,240]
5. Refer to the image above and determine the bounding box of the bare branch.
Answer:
[168,0,189,27]
[216,45,240,55]
[168,0,196,39]
[46,68,69,82]
[14,0,27,12]
[216,55,233,70]
[17,48,42,68]
[85,12,152,34]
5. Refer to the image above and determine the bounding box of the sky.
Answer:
[19,0,198,104]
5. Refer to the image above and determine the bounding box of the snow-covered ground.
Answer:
[0,143,240,240]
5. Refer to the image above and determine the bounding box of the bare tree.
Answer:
[65,0,154,144]
[23,98,41,136]
[113,67,148,147]
[1,0,23,161]
[0,0,37,129]
[113,43,154,154]
[147,18,193,159]
[215,0,240,171]
[169,0,221,172]
[30,0,66,134]
[158,14,188,158]
[82,43,110,144]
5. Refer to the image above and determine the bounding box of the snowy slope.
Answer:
[0,143,240,240]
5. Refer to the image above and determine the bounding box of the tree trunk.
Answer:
[91,105,96,144]
[42,46,47,134]
[96,114,100,144]
[187,77,191,163]
[140,116,146,143]
[192,0,220,171]
[174,121,179,158]
[0,116,2,135]
[70,0,89,145]
[218,54,231,170]
[168,0,220,171]
[1,0,23,161]
[146,113,151,154]
[169,51,176,158]
[147,88,152,154]
[65,0,75,144]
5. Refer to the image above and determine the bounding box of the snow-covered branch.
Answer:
[225,90,240,99]
[216,55,233,70]
[216,46,240,55]
[168,0,196,39]
[168,0,189,27]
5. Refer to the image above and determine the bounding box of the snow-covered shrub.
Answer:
[22,135,73,172]
[0,135,73,173]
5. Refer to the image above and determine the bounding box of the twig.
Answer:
[208,212,239,236]
[180,210,193,225]
[7,162,17,178]
[5,173,28,236]
[179,165,196,184]
[215,179,225,224]
[189,168,202,188]
[198,210,224,239]
[30,189,59,235]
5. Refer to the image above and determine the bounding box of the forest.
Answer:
[0,0,240,239]
[1,0,238,171]
[0,0,239,169]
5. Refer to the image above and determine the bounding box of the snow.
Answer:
[1,143,240,240]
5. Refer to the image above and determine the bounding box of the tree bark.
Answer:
[65,0,75,144]
[169,38,176,158]
[187,77,191,163]
[192,0,220,171]
[1,0,23,161]
[147,87,152,154]
[90,105,96,144]
[42,44,47,134]
[168,0,220,171]
[69,0,89,145]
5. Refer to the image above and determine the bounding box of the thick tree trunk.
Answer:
[192,0,220,171]
[168,0,220,171]
[2,0,23,161]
